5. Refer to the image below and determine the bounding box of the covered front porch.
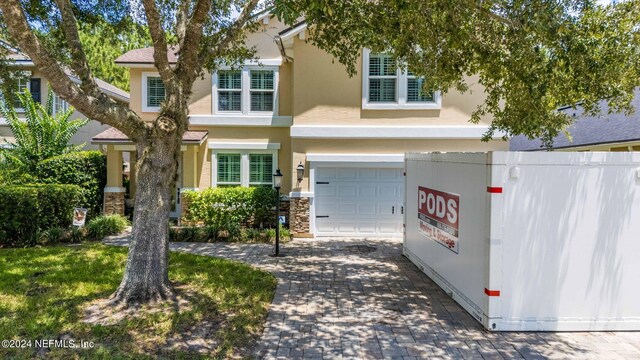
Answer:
[91,128,208,218]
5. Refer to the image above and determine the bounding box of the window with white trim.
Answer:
[52,93,69,115]
[213,66,278,115]
[250,70,274,112]
[362,49,441,110]
[216,153,242,187]
[217,70,242,111]
[212,150,277,188]
[142,72,165,112]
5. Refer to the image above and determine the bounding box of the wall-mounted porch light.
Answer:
[296,162,305,184]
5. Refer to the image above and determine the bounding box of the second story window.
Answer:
[213,66,278,116]
[250,70,274,112]
[218,70,242,111]
[362,49,441,110]
[142,72,165,112]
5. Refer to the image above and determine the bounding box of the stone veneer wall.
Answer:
[104,192,125,215]
[289,197,311,236]
[180,192,191,224]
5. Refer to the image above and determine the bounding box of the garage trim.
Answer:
[308,153,404,236]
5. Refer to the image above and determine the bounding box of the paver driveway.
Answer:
[104,236,640,359]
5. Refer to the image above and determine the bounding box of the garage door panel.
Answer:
[338,203,356,215]
[356,222,377,234]
[337,168,357,179]
[379,168,402,180]
[358,204,377,215]
[358,168,377,180]
[315,166,404,237]
[337,185,357,197]
[358,184,377,197]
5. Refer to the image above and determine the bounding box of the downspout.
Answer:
[274,35,293,63]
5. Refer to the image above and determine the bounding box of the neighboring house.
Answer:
[94,15,507,237]
[511,90,640,152]
[0,43,130,150]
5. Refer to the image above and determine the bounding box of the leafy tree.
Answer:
[274,0,640,147]
[1,0,638,306]
[79,21,151,91]
[0,88,87,173]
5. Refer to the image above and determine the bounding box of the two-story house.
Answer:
[93,15,507,237]
[0,43,130,149]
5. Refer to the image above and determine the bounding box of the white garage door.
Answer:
[314,167,404,237]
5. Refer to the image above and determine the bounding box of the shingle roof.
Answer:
[510,89,640,151]
[115,46,179,65]
[0,41,130,102]
[92,128,208,145]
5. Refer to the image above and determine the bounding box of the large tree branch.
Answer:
[54,0,102,98]
[141,0,173,82]
[0,0,145,138]
[204,0,261,67]
[175,0,211,86]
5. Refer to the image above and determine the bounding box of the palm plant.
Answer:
[0,88,87,173]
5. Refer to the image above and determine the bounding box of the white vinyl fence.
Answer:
[404,151,640,331]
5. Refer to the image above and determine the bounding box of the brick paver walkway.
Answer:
[104,235,640,359]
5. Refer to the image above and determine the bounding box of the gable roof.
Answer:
[115,46,179,65]
[510,90,640,151]
[0,41,129,102]
[92,127,208,145]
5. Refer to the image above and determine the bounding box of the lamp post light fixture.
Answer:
[296,162,305,184]
[270,169,284,257]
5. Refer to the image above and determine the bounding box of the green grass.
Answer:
[0,243,277,359]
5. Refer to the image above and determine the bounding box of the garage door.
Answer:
[314,167,404,237]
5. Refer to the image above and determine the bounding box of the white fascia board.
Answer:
[189,115,292,127]
[279,23,308,41]
[306,153,405,163]
[114,62,161,68]
[290,125,503,139]
[208,142,281,150]
[6,60,35,67]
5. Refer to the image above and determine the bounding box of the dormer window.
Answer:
[213,66,278,115]
[362,49,441,110]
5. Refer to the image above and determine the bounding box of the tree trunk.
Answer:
[111,130,181,305]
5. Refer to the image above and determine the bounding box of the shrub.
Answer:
[0,184,82,247]
[183,186,277,228]
[86,214,130,241]
[35,151,107,218]
[39,227,67,245]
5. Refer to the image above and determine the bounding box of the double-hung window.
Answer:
[52,93,70,115]
[217,70,242,111]
[213,66,278,115]
[14,78,28,109]
[362,49,441,109]
[142,72,165,112]
[212,150,277,188]
[249,70,274,112]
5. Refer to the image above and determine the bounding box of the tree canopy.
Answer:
[275,0,640,146]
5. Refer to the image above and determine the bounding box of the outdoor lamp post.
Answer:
[271,169,283,257]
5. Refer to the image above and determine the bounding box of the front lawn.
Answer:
[0,243,276,359]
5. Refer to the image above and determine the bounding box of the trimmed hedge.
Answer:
[34,151,106,218]
[0,184,83,247]
[183,186,277,229]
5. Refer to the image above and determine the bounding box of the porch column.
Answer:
[104,145,125,215]
[129,150,137,200]
[180,145,199,222]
